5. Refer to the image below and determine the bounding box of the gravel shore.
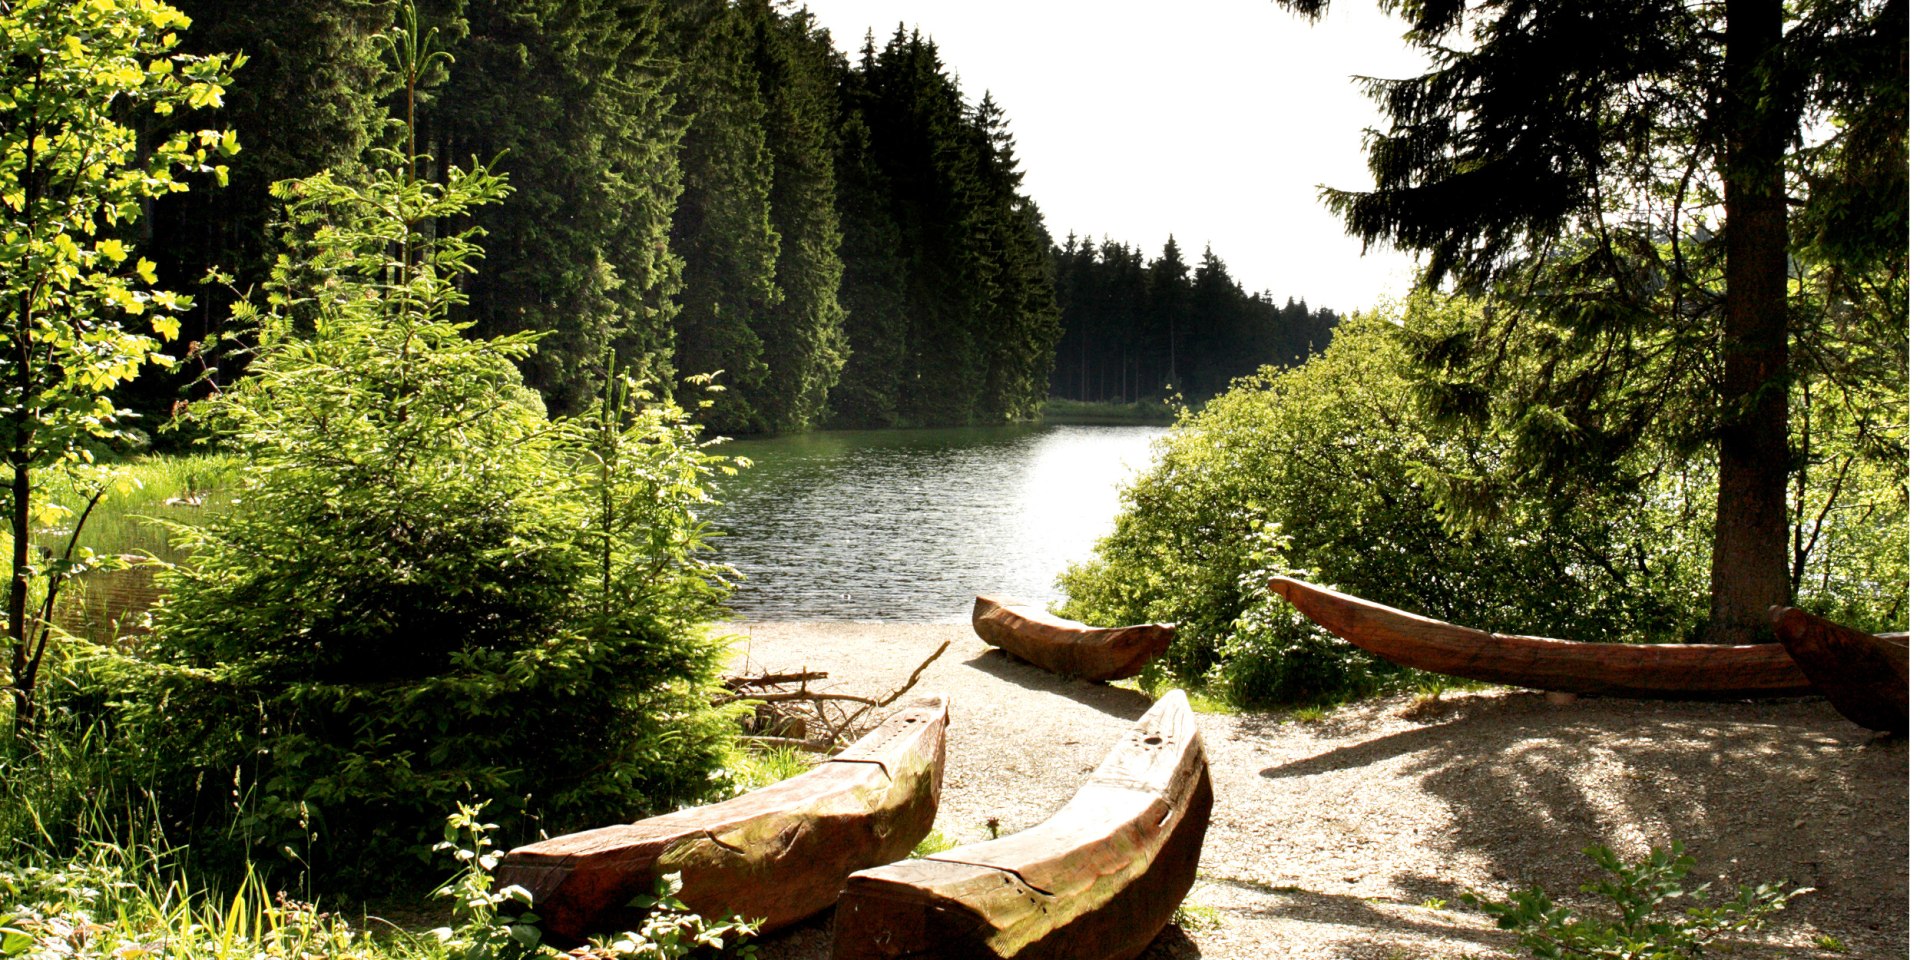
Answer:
[727,621,1909,960]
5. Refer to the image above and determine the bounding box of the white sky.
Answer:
[799,0,1431,315]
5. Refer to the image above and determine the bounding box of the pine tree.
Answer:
[663,0,780,433]
[1278,0,1907,640]
[744,0,847,432]
[432,0,688,414]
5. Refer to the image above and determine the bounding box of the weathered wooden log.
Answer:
[497,696,949,942]
[1269,576,1814,699]
[831,690,1210,960]
[1771,606,1909,734]
[971,595,1174,682]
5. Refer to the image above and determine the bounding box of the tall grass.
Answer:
[36,452,240,562]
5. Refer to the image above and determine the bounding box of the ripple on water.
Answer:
[712,424,1165,622]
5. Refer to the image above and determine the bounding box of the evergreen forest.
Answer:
[135,1,1330,437]
[0,0,1905,958]
[1052,234,1339,403]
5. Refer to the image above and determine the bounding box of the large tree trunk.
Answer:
[1707,0,1793,644]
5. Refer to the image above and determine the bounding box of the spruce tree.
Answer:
[744,0,847,432]
[663,0,781,433]
[827,91,911,427]
[433,0,688,414]
[1278,0,1906,640]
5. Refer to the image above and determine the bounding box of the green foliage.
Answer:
[104,133,738,886]
[1050,234,1338,405]
[827,28,1061,428]
[724,746,813,794]
[665,0,782,434]
[0,0,239,736]
[433,0,689,415]
[0,802,758,960]
[1059,303,1731,707]
[1465,842,1805,960]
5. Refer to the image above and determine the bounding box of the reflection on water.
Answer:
[711,424,1165,623]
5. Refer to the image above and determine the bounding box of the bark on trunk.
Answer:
[8,460,31,736]
[1707,0,1793,643]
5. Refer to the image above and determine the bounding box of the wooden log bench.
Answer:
[971,595,1175,682]
[831,690,1210,960]
[497,695,950,941]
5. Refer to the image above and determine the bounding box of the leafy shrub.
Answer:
[1058,302,1719,706]
[1465,842,1804,960]
[99,147,739,888]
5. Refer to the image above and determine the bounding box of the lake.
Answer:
[711,424,1166,622]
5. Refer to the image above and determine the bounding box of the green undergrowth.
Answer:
[724,745,816,794]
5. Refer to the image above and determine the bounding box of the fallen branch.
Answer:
[828,640,950,744]
[724,670,829,690]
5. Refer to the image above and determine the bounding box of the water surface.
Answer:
[712,425,1164,622]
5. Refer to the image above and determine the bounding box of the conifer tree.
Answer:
[1278,0,1906,640]
[663,0,781,433]
[827,81,910,427]
[433,0,688,414]
[744,0,847,432]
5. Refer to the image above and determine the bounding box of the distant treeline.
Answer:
[141,1,1059,433]
[1051,237,1338,403]
[138,1,1332,434]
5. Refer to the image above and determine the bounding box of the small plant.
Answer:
[587,876,759,960]
[1465,841,1806,960]
[1172,900,1223,931]
[1290,704,1327,724]
[1814,933,1846,952]
[726,746,814,794]
[1422,896,1448,910]
[910,830,958,858]
[430,802,546,960]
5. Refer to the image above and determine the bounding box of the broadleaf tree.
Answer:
[1279,0,1907,641]
[0,0,237,735]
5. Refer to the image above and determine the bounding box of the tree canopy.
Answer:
[1280,0,1907,640]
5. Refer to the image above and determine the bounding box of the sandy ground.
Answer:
[726,621,1908,960]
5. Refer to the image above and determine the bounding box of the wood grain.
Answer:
[497,696,949,942]
[1269,576,1814,699]
[831,690,1210,960]
[971,595,1174,682]
[1771,606,1909,733]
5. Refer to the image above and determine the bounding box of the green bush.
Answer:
[1060,294,1906,707]
[1058,302,1716,707]
[98,147,739,888]
[1465,842,1804,960]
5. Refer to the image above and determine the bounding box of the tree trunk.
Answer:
[1707,0,1792,643]
[8,460,31,736]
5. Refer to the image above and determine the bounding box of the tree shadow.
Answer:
[1243,881,1509,952]
[1262,691,1907,940]
[961,648,1155,719]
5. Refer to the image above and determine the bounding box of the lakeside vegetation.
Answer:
[0,0,1906,957]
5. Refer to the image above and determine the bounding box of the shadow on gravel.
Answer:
[960,648,1154,719]
[1211,879,1509,955]
[1140,923,1202,959]
[1261,691,1908,950]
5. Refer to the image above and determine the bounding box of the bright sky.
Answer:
[800,0,1432,315]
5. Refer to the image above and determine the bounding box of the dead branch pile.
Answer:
[719,641,949,753]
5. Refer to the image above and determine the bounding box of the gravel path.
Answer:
[728,622,1909,960]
